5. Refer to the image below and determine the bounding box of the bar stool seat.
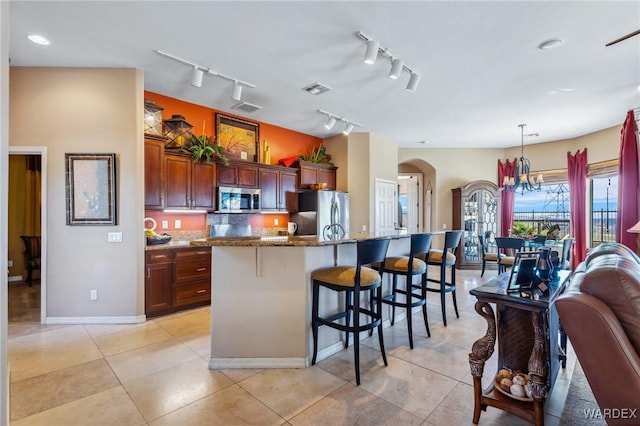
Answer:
[311,237,391,385]
[372,233,433,349]
[421,230,464,326]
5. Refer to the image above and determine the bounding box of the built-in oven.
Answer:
[218,186,261,213]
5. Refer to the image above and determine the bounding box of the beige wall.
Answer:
[9,67,145,319]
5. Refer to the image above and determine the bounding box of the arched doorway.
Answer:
[398,159,436,233]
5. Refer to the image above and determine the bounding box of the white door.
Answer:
[375,179,396,234]
[406,176,419,233]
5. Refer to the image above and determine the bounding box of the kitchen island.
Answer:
[191,234,411,369]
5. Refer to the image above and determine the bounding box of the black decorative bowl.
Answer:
[146,234,172,245]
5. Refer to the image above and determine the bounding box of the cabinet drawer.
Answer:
[146,250,173,264]
[174,281,210,306]
[174,259,211,283]
[174,247,211,261]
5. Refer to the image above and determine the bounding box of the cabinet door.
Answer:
[279,170,297,211]
[217,164,237,186]
[165,154,191,209]
[145,251,173,315]
[299,164,318,189]
[318,168,336,190]
[144,140,164,209]
[238,164,259,187]
[191,161,216,210]
[259,169,279,210]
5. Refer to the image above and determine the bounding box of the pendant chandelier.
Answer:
[503,124,543,193]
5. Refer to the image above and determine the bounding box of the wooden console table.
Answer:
[468,270,571,425]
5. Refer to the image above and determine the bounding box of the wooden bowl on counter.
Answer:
[309,183,327,190]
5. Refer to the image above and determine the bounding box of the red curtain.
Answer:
[567,149,588,269]
[616,110,640,250]
[498,158,517,237]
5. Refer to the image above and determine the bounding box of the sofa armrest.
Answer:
[555,293,640,423]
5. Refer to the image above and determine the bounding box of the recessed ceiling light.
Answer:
[537,38,564,51]
[28,34,50,46]
[418,140,428,144]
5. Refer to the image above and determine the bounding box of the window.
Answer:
[590,176,618,245]
[513,183,570,238]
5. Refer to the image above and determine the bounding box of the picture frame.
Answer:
[215,113,260,162]
[507,251,541,293]
[65,153,117,225]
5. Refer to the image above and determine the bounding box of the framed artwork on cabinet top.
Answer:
[65,153,117,225]
[215,113,259,162]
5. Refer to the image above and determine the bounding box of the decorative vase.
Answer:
[536,247,554,282]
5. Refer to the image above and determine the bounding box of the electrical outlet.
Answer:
[274,219,279,226]
[442,223,447,229]
[361,225,367,232]
[175,220,182,229]
[108,232,123,242]
[7,260,13,268]
[90,290,98,301]
[162,220,169,229]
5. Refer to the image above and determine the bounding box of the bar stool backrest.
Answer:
[357,237,391,274]
[443,230,464,253]
[409,233,434,269]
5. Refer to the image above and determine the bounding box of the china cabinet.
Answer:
[452,180,501,269]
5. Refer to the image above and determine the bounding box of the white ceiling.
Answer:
[8,1,640,148]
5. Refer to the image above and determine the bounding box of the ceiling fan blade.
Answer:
[606,29,640,46]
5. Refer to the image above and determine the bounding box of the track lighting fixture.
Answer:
[232,81,243,101]
[156,50,256,101]
[364,40,380,65]
[324,116,337,130]
[191,66,204,88]
[389,58,404,80]
[406,72,421,92]
[355,31,421,92]
[343,123,355,135]
[318,110,363,135]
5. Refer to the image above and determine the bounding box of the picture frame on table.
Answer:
[65,153,117,225]
[215,113,260,162]
[507,251,541,293]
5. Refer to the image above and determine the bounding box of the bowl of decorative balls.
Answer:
[494,368,533,401]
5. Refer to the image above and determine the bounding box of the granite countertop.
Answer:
[145,240,194,251]
[190,232,411,247]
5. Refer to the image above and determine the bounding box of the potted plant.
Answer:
[188,134,229,165]
[510,221,536,239]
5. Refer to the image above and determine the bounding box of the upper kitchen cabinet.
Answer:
[296,160,337,190]
[165,151,216,211]
[259,164,297,211]
[216,161,259,188]
[144,136,166,209]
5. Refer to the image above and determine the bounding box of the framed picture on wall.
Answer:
[215,113,260,162]
[65,153,117,225]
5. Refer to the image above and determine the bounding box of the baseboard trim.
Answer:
[45,315,146,325]
[209,357,307,369]
[7,275,23,282]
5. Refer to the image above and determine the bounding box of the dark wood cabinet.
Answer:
[145,246,212,317]
[164,152,216,211]
[144,136,166,209]
[145,250,173,314]
[259,165,298,211]
[216,161,259,188]
[296,160,337,190]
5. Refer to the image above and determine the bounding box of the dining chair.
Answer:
[560,237,575,270]
[494,237,524,274]
[478,232,498,277]
[20,235,41,286]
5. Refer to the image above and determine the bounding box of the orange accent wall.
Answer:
[144,211,207,231]
[144,91,321,165]
[248,213,290,229]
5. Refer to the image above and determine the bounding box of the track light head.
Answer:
[406,72,421,92]
[191,67,204,87]
[232,81,243,101]
[324,116,337,130]
[343,123,355,135]
[364,40,380,65]
[389,58,404,80]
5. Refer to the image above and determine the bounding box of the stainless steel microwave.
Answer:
[218,186,261,213]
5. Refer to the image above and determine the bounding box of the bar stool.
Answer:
[423,230,464,326]
[373,233,433,349]
[311,237,391,385]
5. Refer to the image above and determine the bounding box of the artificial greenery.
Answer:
[188,135,229,165]
[299,145,333,166]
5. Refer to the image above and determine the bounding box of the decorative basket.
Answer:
[146,234,172,246]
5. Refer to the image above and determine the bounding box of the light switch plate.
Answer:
[108,232,123,243]
[175,220,182,229]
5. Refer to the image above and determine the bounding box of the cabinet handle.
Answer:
[196,267,206,272]
[152,255,166,259]
[196,251,208,255]
[196,289,206,294]
[146,268,150,278]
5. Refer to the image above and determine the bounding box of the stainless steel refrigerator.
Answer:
[290,190,349,241]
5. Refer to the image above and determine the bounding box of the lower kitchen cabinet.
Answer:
[145,246,211,317]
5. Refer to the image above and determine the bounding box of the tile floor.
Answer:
[8,268,577,425]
